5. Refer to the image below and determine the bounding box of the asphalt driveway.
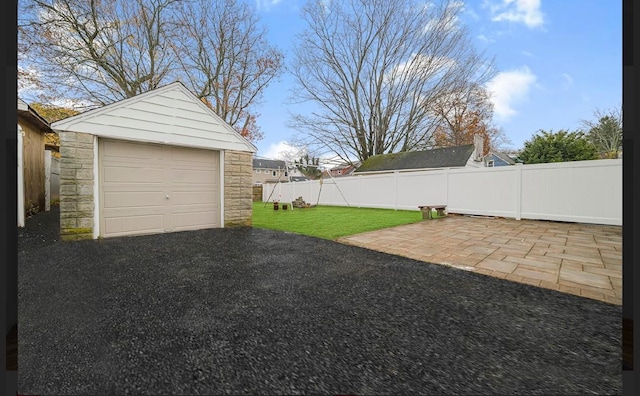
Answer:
[18,207,621,395]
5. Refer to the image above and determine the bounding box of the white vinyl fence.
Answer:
[263,159,622,226]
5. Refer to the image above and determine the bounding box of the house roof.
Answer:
[18,98,52,134]
[489,151,516,165]
[355,144,475,173]
[253,158,286,169]
[51,81,256,153]
[290,176,309,182]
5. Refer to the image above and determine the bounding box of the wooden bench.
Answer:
[418,205,447,220]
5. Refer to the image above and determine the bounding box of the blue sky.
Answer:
[250,0,622,160]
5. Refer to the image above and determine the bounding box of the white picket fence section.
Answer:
[262,159,622,226]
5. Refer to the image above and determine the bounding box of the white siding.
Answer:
[52,82,256,153]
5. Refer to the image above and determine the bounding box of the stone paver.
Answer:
[338,215,622,305]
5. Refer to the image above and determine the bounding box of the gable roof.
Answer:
[18,98,52,134]
[355,144,475,173]
[51,81,256,153]
[253,158,286,169]
[488,151,516,165]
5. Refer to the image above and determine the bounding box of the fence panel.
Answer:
[520,160,621,225]
[447,166,518,218]
[257,159,621,225]
[396,170,448,210]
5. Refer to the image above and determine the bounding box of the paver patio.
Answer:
[338,214,623,305]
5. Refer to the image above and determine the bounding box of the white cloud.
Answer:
[477,34,494,43]
[386,54,456,85]
[255,0,282,12]
[465,7,480,21]
[261,141,301,160]
[423,0,465,34]
[487,0,545,28]
[17,66,43,98]
[51,98,91,110]
[561,73,573,90]
[485,66,536,119]
[259,142,351,169]
[521,50,534,57]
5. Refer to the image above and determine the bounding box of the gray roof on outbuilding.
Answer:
[355,144,475,173]
[253,158,286,169]
[18,98,53,134]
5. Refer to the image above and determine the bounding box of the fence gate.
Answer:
[252,185,263,202]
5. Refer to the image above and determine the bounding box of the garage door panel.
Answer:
[171,211,218,231]
[171,191,217,205]
[170,146,215,163]
[103,215,165,236]
[170,168,216,184]
[103,206,165,216]
[102,184,165,193]
[171,202,217,213]
[100,138,220,237]
[103,139,164,161]
[170,185,216,193]
[103,192,166,208]
[103,166,165,183]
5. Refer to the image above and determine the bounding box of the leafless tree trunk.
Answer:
[19,0,180,108]
[18,0,283,143]
[289,0,496,164]
[171,0,283,141]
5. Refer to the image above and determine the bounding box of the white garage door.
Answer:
[99,139,220,238]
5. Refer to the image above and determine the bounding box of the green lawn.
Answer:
[252,202,424,240]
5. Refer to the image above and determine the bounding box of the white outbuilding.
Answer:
[52,82,256,240]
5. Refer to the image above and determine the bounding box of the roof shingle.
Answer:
[253,159,286,169]
[355,144,475,173]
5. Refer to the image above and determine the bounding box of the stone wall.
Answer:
[59,132,94,241]
[224,150,253,227]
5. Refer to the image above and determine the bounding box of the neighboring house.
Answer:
[18,98,55,227]
[354,143,484,174]
[484,151,516,167]
[51,81,257,240]
[329,162,359,177]
[290,176,309,182]
[253,158,288,184]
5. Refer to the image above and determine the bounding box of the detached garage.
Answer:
[52,82,256,240]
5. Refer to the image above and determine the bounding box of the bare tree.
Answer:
[19,0,180,108]
[171,0,284,141]
[580,105,622,159]
[288,0,496,163]
[18,0,283,143]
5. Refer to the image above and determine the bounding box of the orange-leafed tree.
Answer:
[200,98,264,142]
[431,82,508,155]
[30,103,82,157]
[30,103,80,123]
[234,113,264,143]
